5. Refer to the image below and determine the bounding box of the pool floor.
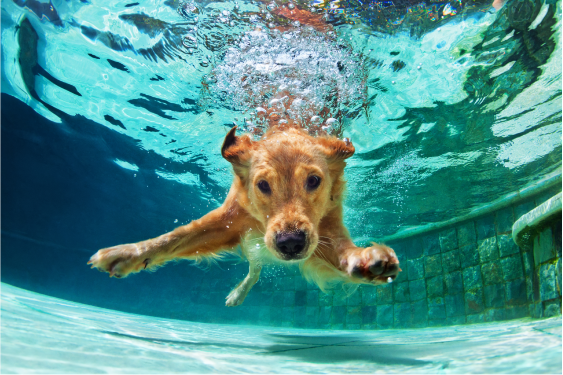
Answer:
[1,283,561,374]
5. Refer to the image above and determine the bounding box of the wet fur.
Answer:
[89,125,400,306]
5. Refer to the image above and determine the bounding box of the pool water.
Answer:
[2,283,561,374]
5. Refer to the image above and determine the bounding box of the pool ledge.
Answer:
[513,192,562,249]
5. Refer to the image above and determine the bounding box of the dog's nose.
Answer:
[276,231,307,256]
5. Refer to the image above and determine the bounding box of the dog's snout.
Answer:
[276,231,307,256]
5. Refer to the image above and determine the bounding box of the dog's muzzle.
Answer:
[275,231,307,259]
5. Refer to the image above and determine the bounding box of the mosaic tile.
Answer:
[331,306,346,324]
[445,293,465,317]
[409,279,426,301]
[505,278,527,306]
[462,266,483,291]
[360,287,376,306]
[476,215,495,240]
[422,233,441,256]
[346,306,362,325]
[534,227,556,266]
[427,276,444,298]
[408,258,425,280]
[497,234,519,257]
[406,237,424,260]
[442,250,461,273]
[445,271,464,295]
[481,262,503,286]
[459,244,480,268]
[428,297,446,320]
[457,221,476,248]
[376,284,393,305]
[376,304,394,329]
[439,228,457,252]
[501,255,524,281]
[362,305,377,325]
[539,263,559,301]
[495,207,514,235]
[394,302,412,328]
[465,289,484,314]
[478,237,499,263]
[393,282,410,303]
[411,299,428,327]
[424,254,443,277]
[295,290,307,306]
[484,283,505,308]
[306,290,319,306]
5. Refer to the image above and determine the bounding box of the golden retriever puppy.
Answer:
[88,125,400,306]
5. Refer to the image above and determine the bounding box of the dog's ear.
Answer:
[221,126,253,173]
[318,137,355,161]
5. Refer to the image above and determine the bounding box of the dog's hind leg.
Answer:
[225,260,261,307]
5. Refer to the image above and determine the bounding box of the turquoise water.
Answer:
[2,283,561,373]
[1,0,562,372]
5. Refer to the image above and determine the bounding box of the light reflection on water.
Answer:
[1,0,561,240]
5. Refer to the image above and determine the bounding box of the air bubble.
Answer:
[288,2,295,9]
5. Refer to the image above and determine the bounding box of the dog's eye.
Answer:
[257,180,271,194]
[306,176,321,190]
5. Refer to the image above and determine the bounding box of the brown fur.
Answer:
[88,125,400,306]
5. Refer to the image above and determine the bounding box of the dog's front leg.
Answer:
[88,197,249,278]
[225,261,261,307]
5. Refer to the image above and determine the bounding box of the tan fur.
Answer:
[88,125,401,306]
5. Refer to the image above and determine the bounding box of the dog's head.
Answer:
[222,126,355,262]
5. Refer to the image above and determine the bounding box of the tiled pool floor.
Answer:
[1,283,561,374]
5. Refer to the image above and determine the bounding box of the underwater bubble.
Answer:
[256,244,260,248]
[268,22,275,28]
[310,116,322,125]
[326,118,337,125]
[292,20,301,27]
[267,2,276,11]
[288,3,295,9]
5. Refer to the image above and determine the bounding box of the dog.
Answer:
[88,125,401,306]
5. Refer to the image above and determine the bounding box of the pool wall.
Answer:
[1,93,561,328]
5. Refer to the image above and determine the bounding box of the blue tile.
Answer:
[465,289,484,314]
[539,263,559,301]
[476,215,495,240]
[439,228,457,252]
[319,306,331,325]
[377,304,394,329]
[409,279,426,301]
[331,306,346,324]
[462,266,483,291]
[466,314,485,324]
[393,282,409,303]
[346,306,362,325]
[361,287,377,306]
[319,292,333,306]
[446,316,466,325]
[346,291,362,306]
[424,254,442,277]
[332,289,347,306]
[394,302,412,328]
[533,227,556,266]
[497,234,519,258]
[295,290,307,306]
[501,255,524,281]
[457,221,476,248]
[445,271,464,295]
[306,290,319,306]
[505,278,527,305]
[411,299,428,327]
[428,297,446,320]
[445,293,465,317]
[423,233,441,256]
[408,258,425,280]
[294,306,308,327]
[484,283,505,308]
[376,284,393,304]
[442,250,460,273]
[272,291,285,307]
[427,276,444,298]
[481,262,503,286]
[406,237,423,260]
[362,306,377,325]
[284,291,296,306]
[478,237,499,263]
[459,244,480,268]
[495,207,514,234]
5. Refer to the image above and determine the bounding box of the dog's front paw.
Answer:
[88,243,148,278]
[340,243,401,284]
